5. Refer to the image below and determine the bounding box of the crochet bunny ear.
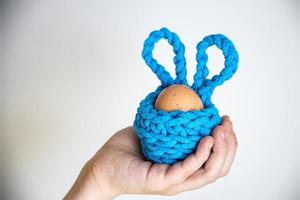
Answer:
[142,28,188,87]
[192,34,239,104]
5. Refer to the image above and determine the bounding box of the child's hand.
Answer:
[64,116,237,200]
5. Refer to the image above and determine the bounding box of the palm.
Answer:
[91,116,237,195]
[92,127,154,194]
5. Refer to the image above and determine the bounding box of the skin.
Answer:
[64,116,237,200]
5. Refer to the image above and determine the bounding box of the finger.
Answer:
[221,116,233,133]
[164,136,214,184]
[145,136,214,193]
[203,125,229,180]
[223,116,238,145]
[219,116,237,177]
[167,125,229,193]
[220,127,238,177]
[143,163,170,192]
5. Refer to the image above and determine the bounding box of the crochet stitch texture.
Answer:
[133,28,239,164]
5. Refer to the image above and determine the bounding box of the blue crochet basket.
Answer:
[133,28,239,164]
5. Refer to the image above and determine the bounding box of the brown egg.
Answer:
[154,84,204,112]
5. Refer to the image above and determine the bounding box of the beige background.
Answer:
[1,0,300,199]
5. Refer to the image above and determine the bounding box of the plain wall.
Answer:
[1,0,300,199]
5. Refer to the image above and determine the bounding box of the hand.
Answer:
[64,116,237,199]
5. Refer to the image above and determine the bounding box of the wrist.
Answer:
[64,160,117,200]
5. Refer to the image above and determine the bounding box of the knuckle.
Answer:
[206,173,218,184]
[218,126,226,133]
[220,170,229,177]
[212,126,224,136]
[231,132,238,146]
[208,177,217,184]
[234,140,238,148]
[234,137,238,147]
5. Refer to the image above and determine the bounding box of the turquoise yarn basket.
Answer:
[133,28,239,164]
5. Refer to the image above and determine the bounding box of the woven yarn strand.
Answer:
[142,28,187,86]
[192,34,239,104]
